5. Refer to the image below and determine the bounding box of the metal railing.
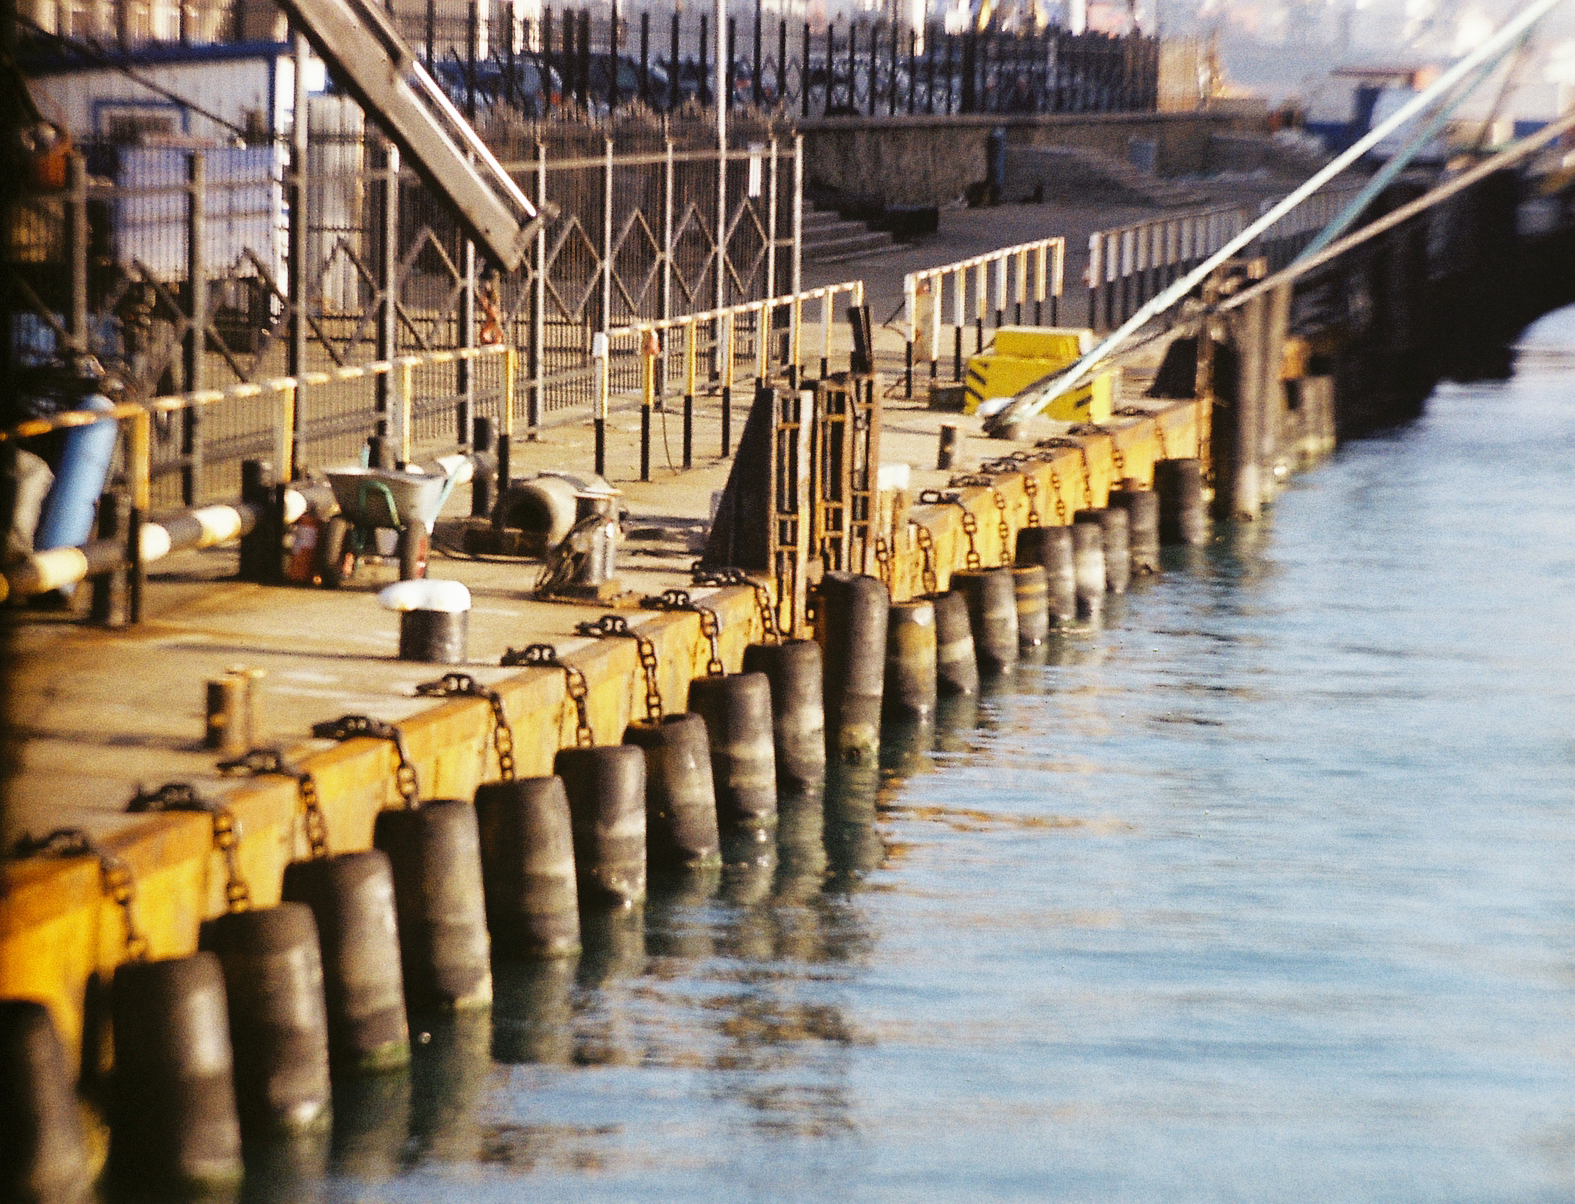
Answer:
[600,280,865,479]
[1085,184,1368,332]
[900,237,1066,395]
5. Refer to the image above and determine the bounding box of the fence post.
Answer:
[183,150,206,505]
[377,141,400,438]
[961,31,975,113]
[661,138,674,394]
[683,317,696,468]
[640,332,653,481]
[67,152,87,361]
[530,142,546,433]
[288,29,309,475]
[670,12,680,108]
[128,409,150,624]
[399,357,415,466]
[903,274,915,398]
[720,311,734,456]
[753,5,762,106]
[459,240,476,447]
[801,21,810,118]
[602,136,613,337]
[765,135,780,297]
[592,331,608,478]
[778,18,787,111]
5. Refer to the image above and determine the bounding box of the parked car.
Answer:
[548,53,672,113]
[430,54,562,118]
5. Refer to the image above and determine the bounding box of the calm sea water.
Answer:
[248,309,1575,1204]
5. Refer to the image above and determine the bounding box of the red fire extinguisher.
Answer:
[284,509,323,584]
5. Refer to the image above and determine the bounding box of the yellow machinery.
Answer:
[963,326,1114,423]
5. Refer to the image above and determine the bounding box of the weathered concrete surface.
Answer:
[800,111,1256,207]
[0,384,1204,1067]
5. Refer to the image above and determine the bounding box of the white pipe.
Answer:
[984,0,1567,433]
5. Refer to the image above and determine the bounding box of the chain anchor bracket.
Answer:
[691,563,781,645]
[502,642,594,747]
[574,614,665,722]
[218,747,330,860]
[640,588,725,677]
[126,782,252,914]
[12,827,150,961]
[310,715,420,808]
[416,672,516,782]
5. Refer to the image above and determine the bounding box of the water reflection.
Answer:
[238,1131,330,1204]
[407,1011,491,1166]
[492,958,576,1065]
[329,1068,411,1181]
[823,763,882,890]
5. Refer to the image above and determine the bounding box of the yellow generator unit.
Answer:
[963,326,1114,423]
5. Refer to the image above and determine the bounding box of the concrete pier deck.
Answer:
[0,186,1231,1065]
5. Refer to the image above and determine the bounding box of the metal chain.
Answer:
[1021,474,1041,527]
[873,533,893,588]
[502,644,593,747]
[218,748,328,860]
[640,589,724,677]
[1039,438,1096,509]
[310,715,419,808]
[913,523,938,595]
[416,672,516,782]
[691,564,780,645]
[920,489,981,571]
[949,468,1016,562]
[13,828,149,960]
[574,614,664,722]
[127,783,252,913]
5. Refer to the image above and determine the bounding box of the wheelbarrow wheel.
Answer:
[397,525,428,581]
[319,516,355,588]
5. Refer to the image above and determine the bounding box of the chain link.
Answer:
[920,489,981,570]
[1021,474,1042,527]
[416,672,516,782]
[913,524,938,595]
[503,644,594,747]
[127,783,252,913]
[947,470,1014,565]
[218,748,328,860]
[13,828,150,960]
[640,589,724,677]
[574,614,665,722]
[873,534,893,589]
[310,715,419,808]
[691,564,780,645]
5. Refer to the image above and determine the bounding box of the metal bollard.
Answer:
[474,776,582,959]
[884,600,938,722]
[399,609,469,664]
[0,1000,91,1204]
[553,744,648,908]
[1016,525,1076,624]
[374,800,494,1012]
[1075,507,1130,595]
[1070,521,1105,621]
[950,567,1019,673]
[204,674,248,755]
[1108,486,1160,574]
[471,416,497,518]
[937,421,962,469]
[281,850,411,1073]
[108,953,243,1191]
[624,713,723,872]
[818,572,890,763]
[686,673,778,835]
[1155,457,1207,546]
[742,639,828,792]
[1013,564,1050,648]
[932,589,980,696]
[198,902,332,1134]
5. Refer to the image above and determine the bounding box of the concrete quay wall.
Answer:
[800,111,1252,207]
[0,398,1207,1072]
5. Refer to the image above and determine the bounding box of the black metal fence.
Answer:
[393,5,1159,121]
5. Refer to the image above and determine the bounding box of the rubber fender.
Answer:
[497,475,578,546]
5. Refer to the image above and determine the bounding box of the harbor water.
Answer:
[240,308,1575,1204]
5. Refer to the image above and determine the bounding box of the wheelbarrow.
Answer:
[318,464,460,587]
